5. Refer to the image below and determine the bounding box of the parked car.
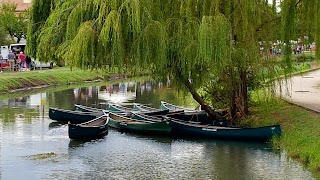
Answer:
[0,61,9,68]
[9,43,26,55]
[31,60,54,69]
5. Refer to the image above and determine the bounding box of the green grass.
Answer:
[0,67,123,93]
[0,66,150,94]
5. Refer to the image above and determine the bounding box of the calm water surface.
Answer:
[0,81,315,179]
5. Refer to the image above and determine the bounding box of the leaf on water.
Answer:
[25,152,57,160]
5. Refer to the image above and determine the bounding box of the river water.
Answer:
[0,81,316,179]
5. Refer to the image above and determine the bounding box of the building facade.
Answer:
[0,0,32,12]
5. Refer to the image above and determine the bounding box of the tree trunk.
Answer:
[184,79,224,121]
[230,86,237,124]
[239,70,249,115]
[230,69,249,123]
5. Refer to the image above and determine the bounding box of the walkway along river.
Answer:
[0,81,316,179]
[279,69,320,112]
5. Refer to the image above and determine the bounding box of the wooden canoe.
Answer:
[68,115,109,140]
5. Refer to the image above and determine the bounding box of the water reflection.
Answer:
[112,129,173,144]
[0,80,317,179]
[98,82,137,103]
[48,122,67,129]
[68,138,105,149]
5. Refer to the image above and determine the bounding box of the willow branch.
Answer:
[295,0,302,7]
[256,0,302,32]
[255,16,281,32]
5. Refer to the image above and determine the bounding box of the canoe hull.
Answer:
[49,107,102,124]
[170,120,281,142]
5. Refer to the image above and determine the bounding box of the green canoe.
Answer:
[108,112,171,136]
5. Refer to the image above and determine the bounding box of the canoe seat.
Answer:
[80,119,107,127]
[121,120,146,124]
[187,121,201,124]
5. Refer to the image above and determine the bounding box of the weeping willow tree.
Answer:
[27,0,320,123]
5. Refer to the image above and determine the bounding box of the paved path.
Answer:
[279,69,320,113]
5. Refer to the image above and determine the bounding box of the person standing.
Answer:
[7,50,15,72]
[26,55,32,70]
[17,51,26,71]
[0,54,3,73]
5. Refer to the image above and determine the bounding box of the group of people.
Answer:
[0,50,32,73]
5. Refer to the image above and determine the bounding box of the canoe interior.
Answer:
[132,103,159,111]
[106,103,132,112]
[108,113,171,135]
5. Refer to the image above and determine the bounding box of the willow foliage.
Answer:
[63,21,97,69]
[316,1,320,58]
[27,0,54,58]
[199,15,231,74]
[36,0,76,62]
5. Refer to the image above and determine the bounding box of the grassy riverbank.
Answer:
[0,67,129,93]
[244,97,320,174]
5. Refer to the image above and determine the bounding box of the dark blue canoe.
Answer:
[49,107,104,124]
[68,115,109,140]
[169,118,281,142]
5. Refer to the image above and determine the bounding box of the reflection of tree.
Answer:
[47,89,75,110]
[135,81,198,109]
[0,106,39,125]
[212,145,249,179]
[48,86,103,109]
[204,142,271,179]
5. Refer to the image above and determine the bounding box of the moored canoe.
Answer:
[108,112,171,136]
[169,118,281,142]
[49,107,104,124]
[68,115,109,140]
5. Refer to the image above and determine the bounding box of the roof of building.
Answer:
[0,0,31,12]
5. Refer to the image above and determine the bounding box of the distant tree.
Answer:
[0,26,12,45]
[0,2,27,43]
